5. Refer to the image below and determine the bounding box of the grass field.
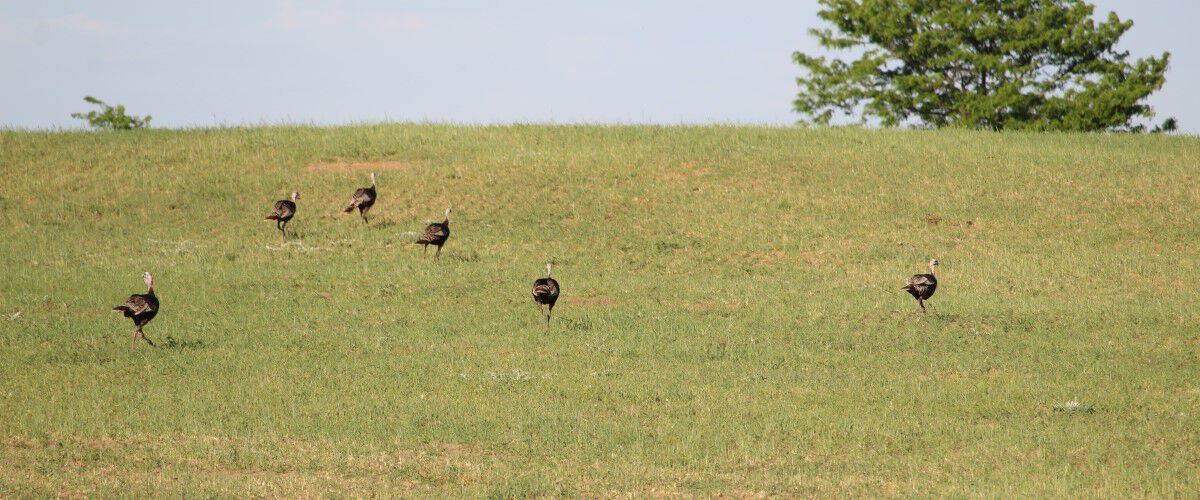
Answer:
[1,124,1198,496]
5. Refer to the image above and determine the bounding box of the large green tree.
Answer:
[793,0,1173,131]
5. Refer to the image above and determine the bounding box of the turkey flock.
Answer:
[113,171,940,348]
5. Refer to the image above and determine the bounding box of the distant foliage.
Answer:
[794,0,1175,132]
[1153,117,1178,134]
[71,96,152,131]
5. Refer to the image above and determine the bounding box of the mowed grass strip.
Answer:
[0,125,1198,496]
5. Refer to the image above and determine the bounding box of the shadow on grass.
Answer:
[440,249,479,263]
[560,316,594,331]
[160,336,206,349]
[368,219,398,229]
[405,248,479,263]
[930,312,962,323]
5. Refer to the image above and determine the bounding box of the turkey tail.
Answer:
[343,204,356,213]
[265,214,280,221]
[112,306,132,317]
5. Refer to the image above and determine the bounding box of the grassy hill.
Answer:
[1,125,1197,496]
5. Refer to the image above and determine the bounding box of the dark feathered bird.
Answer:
[343,172,377,224]
[264,191,299,240]
[416,207,451,260]
[902,258,939,316]
[112,272,159,348]
[532,262,560,325]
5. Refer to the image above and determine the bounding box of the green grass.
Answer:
[1,124,1198,496]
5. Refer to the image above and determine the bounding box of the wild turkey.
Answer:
[416,207,451,260]
[112,272,159,348]
[343,172,377,224]
[902,258,939,316]
[532,262,560,325]
[264,191,299,240]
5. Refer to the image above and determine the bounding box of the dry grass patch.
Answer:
[0,434,508,496]
[734,249,787,267]
[658,160,714,184]
[307,159,417,172]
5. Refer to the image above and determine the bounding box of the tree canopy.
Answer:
[793,0,1173,132]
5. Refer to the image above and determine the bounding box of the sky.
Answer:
[1,0,1196,132]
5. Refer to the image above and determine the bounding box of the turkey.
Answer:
[343,172,377,224]
[902,258,939,316]
[416,207,451,260]
[112,272,159,348]
[531,262,560,325]
[264,191,299,240]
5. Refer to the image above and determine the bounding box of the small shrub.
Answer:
[71,96,151,130]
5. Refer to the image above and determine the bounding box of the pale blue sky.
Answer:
[1,1,1196,132]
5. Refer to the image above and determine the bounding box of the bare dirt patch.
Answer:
[658,160,713,185]
[307,160,417,173]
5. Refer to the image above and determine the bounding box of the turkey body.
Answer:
[416,208,452,260]
[902,258,939,315]
[532,262,560,324]
[344,173,377,223]
[902,274,937,301]
[265,192,298,240]
[113,272,159,347]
